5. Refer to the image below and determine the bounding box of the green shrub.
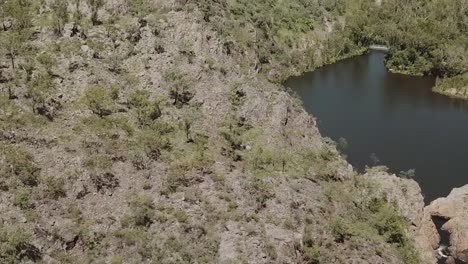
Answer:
[163,68,194,108]
[83,85,116,117]
[219,114,248,161]
[114,228,148,246]
[265,241,277,260]
[249,175,274,209]
[127,0,154,17]
[1,146,40,187]
[82,155,113,171]
[330,217,355,243]
[174,210,188,223]
[135,126,171,160]
[27,73,55,112]
[43,176,66,199]
[126,194,155,227]
[14,189,34,210]
[36,52,57,69]
[128,90,161,126]
[76,115,134,137]
[0,225,39,263]
[166,151,214,193]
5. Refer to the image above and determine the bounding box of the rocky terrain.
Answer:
[0,0,466,263]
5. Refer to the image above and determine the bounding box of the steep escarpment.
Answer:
[0,0,449,263]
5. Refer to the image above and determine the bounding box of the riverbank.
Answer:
[432,73,468,100]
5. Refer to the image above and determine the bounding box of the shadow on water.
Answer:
[285,51,468,203]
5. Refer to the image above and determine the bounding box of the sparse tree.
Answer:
[128,90,161,126]
[83,85,114,117]
[0,1,7,31]
[73,0,82,23]
[87,0,104,25]
[51,0,69,35]
[27,73,54,112]
[1,31,21,69]
[4,0,32,30]
[6,70,22,99]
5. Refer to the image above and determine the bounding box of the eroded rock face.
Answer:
[367,171,438,263]
[425,185,468,263]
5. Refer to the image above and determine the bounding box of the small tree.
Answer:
[126,194,155,227]
[1,31,21,69]
[87,0,104,25]
[164,68,194,108]
[72,0,82,23]
[43,176,66,199]
[36,52,57,75]
[127,0,153,18]
[4,0,32,30]
[0,2,7,31]
[27,73,54,113]
[83,85,114,117]
[51,0,69,35]
[128,90,161,126]
[5,70,23,99]
[1,146,41,187]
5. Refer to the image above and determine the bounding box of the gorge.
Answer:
[286,51,468,203]
[285,50,468,263]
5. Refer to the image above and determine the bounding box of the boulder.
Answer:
[425,185,468,263]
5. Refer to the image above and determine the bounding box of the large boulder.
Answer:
[425,185,468,263]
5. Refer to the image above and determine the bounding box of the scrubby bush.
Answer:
[27,73,55,113]
[1,146,40,187]
[83,85,116,117]
[135,125,172,161]
[128,90,162,126]
[125,194,155,228]
[14,189,34,210]
[127,0,154,18]
[174,210,188,223]
[166,153,214,193]
[163,68,194,108]
[249,175,274,209]
[219,114,249,161]
[43,176,66,199]
[0,225,40,263]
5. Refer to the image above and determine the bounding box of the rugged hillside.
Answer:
[0,0,444,263]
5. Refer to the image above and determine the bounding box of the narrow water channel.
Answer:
[285,51,468,203]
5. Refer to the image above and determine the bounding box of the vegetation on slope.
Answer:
[0,0,440,263]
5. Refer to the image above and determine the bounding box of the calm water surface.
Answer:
[285,51,468,202]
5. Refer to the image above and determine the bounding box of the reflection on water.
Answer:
[285,51,468,203]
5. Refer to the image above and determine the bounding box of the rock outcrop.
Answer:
[367,171,438,263]
[423,185,468,263]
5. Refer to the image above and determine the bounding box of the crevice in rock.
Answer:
[432,215,451,264]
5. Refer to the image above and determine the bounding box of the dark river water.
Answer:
[285,51,468,203]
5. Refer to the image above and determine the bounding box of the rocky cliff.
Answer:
[0,0,464,263]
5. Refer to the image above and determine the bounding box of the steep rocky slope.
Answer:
[0,0,449,263]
